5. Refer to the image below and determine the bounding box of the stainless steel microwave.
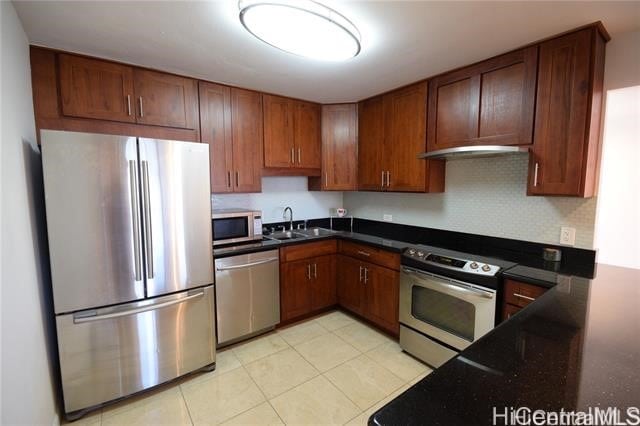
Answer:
[212,209,263,246]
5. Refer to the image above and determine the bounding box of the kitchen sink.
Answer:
[266,231,307,241]
[294,227,338,237]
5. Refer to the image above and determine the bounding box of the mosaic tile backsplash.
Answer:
[344,155,597,249]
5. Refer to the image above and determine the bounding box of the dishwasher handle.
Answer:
[216,257,279,271]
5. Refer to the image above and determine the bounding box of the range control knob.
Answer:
[481,264,491,272]
[469,262,479,269]
[408,249,416,256]
[417,251,425,258]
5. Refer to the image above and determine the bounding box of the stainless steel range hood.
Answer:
[419,145,529,159]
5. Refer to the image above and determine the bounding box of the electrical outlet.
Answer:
[383,214,393,222]
[560,227,576,246]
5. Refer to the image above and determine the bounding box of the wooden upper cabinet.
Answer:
[293,100,321,169]
[427,47,538,151]
[357,96,386,191]
[133,69,199,129]
[309,104,358,191]
[385,82,428,192]
[199,83,262,193]
[358,84,444,193]
[231,88,263,193]
[199,82,233,193]
[528,28,606,197]
[59,54,135,123]
[263,95,321,171]
[263,94,294,168]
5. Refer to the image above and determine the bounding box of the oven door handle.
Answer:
[402,267,495,299]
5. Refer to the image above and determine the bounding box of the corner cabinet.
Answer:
[309,104,358,191]
[199,82,262,193]
[427,47,538,150]
[263,94,321,174]
[358,83,445,193]
[528,27,608,197]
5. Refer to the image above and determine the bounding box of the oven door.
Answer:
[399,267,496,350]
[212,214,254,246]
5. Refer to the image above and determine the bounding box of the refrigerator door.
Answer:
[41,130,144,314]
[56,285,216,414]
[138,138,214,297]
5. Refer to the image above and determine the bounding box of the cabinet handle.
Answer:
[307,264,312,280]
[138,97,144,117]
[325,172,328,188]
[291,148,295,164]
[381,171,385,189]
[513,293,536,301]
[313,263,317,279]
[359,266,363,282]
[357,250,370,257]
[298,148,301,164]
[386,171,391,187]
[533,163,539,187]
[235,171,239,187]
[227,171,231,188]
[126,95,132,116]
[364,267,368,284]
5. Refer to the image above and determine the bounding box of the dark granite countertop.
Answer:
[369,264,640,425]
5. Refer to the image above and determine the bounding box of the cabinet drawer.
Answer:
[502,303,522,321]
[280,240,337,263]
[503,279,547,308]
[339,241,400,271]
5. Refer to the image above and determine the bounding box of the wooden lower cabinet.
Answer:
[280,253,336,322]
[336,255,366,316]
[501,279,549,321]
[336,254,399,335]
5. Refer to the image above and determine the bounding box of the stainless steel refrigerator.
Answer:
[41,130,215,418]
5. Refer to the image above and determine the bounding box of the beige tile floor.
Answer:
[67,310,432,426]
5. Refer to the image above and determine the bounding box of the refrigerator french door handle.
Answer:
[128,161,142,281]
[72,290,205,323]
[141,161,154,279]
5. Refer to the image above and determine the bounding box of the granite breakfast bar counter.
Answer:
[369,263,640,425]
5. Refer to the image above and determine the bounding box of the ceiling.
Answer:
[13,1,640,103]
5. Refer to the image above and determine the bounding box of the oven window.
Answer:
[411,286,476,342]
[213,217,249,241]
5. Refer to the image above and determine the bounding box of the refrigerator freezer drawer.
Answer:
[56,285,216,414]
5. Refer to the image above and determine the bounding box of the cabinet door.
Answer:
[384,82,428,192]
[310,255,337,311]
[281,259,312,321]
[427,47,537,151]
[319,104,358,190]
[337,255,366,316]
[364,263,399,335]
[357,96,385,191]
[231,88,263,193]
[529,29,593,196]
[263,94,294,168]
[59,54,135,123]
[199,82,233,193]
[293,101,321,169]
[133,69,199,129]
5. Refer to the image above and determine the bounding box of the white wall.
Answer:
[344,156,598,248]
[593,30,640,269]
[213,177,343,223]
[1,2,59,425]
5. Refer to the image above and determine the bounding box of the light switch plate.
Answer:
[560,227,576,246]
[383,214,393,222]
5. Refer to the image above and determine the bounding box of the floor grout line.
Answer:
[177,383,195,426]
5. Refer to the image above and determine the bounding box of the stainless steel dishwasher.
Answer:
[214,249,280,346]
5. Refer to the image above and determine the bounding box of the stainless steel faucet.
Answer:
[283,206,293,231]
